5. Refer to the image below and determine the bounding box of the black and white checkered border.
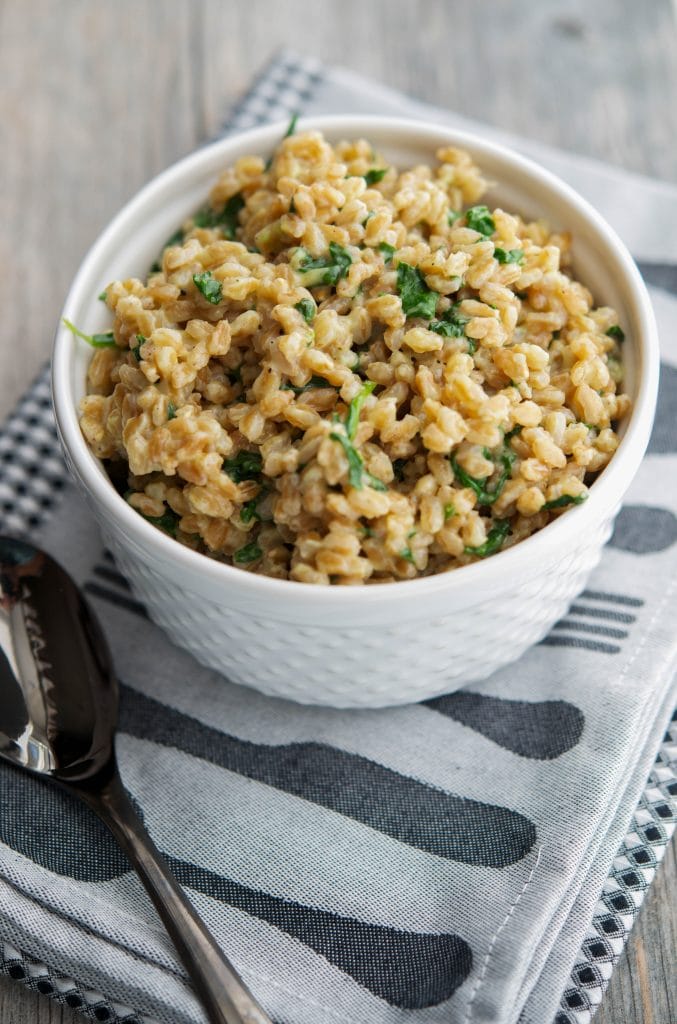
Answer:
[219,48,324,137]
[555,709,677,1024]
[0,941,156,1023]
[1,49,676,1024]
[0,363,68,537]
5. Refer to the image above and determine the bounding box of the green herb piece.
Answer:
[98,290,107,302]
[281,375,333,394]
[605,324,625,342]
[396,262,438,319]
[444,503,455,521]
[141,509,180,537]
[360,524,375,538]
[464,519,510,557]
[294,242,353,287]
[330,429,366,489]
[429,302,471,338]
[329,424,386,492]
[193,206,219,228]
[465,205,495,237]
[220,193,245,240]
[542,493,587,511]
[346,380,376,440]
[131,334,145,362]
[366,472,388,492]
[294,298,316,322]
[379,241,396,262]
[393,458,406,481]
[494,247,524,264]
[193,270,222,305]
[364,168,388,186]
[400,547,415,564]
[233,541,263,564]
[240,493,267,525]
[451,444,516,506]
[167,401,177,420]
[447,210,462,226]
[165,227,184,248]
[223,450,262,483]
[504,424,523,441]
[62,318,116,349]
[240,501,258,524]
[195,193,245,239]
[467,338,477,355]
[284,112,299,138]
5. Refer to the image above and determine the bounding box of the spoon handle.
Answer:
[77,770,272,1024]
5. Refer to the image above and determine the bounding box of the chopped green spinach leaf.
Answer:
[364,167,388,186]
[281,375,333,394]
[465,205,495,237]
[444,503,455,521]
[400,547,415,564]
[378,241,396,262]
[542,493,587,511]
[330,430,366,489]
[98,290,107,302]
[429,302,471,338]
[194,193,244,240]
[329,427,386,491]
[284,112,299,138]
[131,334,145,362]
[62,318,116,349]
[494,247,524,264]
[293,242,353,287]
[451,444,516,506]
[233,541,263,564]
[346,380,376,440]
[240,491,270,524]
[141,508,180,537]
[223,450,263,483]
[396,262,438,319]
[294,298,316,322]
[605,325,625,342]
[167,401,177,420]
[193,270,223,305]
[464,519,510,557]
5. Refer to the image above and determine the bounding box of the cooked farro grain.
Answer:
[76,128,630,584]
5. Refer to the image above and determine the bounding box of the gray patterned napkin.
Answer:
[1,51,676,1024]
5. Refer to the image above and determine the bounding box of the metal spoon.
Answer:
[0,536,272,1024]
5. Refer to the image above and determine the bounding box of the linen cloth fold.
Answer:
[0,52,676,1024]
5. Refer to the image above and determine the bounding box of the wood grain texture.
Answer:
[0,1,675,1022]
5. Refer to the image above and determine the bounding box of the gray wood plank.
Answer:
[0,1,675,1022]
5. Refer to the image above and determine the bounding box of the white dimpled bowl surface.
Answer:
[52,116,658,708]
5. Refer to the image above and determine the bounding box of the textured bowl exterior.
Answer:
[93,506,614,707]
[52,115,659,707]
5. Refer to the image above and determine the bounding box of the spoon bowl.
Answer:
[0,536,117,780]
[0,535,272,1024]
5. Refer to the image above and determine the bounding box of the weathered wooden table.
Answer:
[1,1,675,1021]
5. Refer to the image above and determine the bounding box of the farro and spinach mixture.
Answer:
[74,126,630,584]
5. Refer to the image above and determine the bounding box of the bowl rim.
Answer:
[52,113,660,606]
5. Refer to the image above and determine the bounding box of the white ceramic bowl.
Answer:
[52,116,659,708]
